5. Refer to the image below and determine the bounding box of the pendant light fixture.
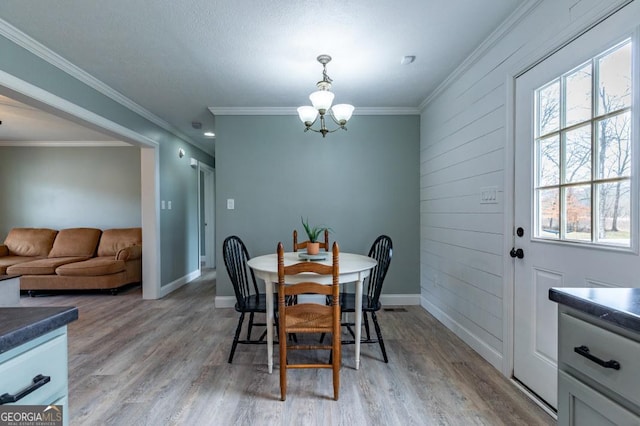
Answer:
[297,55,354,137]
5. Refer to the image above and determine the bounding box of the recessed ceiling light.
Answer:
[204,132,215,138]
[401,55,416,65]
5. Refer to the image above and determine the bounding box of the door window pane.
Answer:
[565,185,591,241]
[597,181,631,246]
[596,111,631,179]
[537,188,560,239]
[538,80,560,136]
[537,135,560,186]
[597,42,632,116]
[564,125,591,183]
[564,63,592,127]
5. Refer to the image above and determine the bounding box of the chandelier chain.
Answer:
[322,64,333,84]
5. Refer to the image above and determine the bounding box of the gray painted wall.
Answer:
[215,114,420,298]
[158,139,209,283]
[0,146,141,237]
[0,32,215,288]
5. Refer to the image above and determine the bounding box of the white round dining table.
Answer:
[247,251,377,373]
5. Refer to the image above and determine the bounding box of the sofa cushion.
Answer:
[7,257,90,275]
[55,257,126,276]
[4,228,58,257]
[0,245,8,257]
[48,228,101,258]
[0,256,39,275]
[97,228,142,257]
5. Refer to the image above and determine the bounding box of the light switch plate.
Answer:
[227,199,235,210]
[480,186,498,204]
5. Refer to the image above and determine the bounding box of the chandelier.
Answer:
[297,55,355,137]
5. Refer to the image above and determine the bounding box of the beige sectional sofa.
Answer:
[0,227,142,294]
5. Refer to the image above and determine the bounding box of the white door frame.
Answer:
[198,162,215,268]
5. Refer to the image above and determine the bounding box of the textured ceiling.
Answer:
[0,0,526,155]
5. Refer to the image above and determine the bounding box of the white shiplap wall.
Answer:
[419,0,632,374]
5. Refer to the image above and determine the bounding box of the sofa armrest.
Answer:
[0,244,8,257]
[116,245,142,261]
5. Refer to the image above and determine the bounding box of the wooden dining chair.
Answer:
[277,241,341,401]
[292,229,330,252]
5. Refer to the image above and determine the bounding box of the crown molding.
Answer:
[0,141,130,147]
[208,106,421,116]
[419,0,544,110]
[0,18,200,148]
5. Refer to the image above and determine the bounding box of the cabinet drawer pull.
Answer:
[0,374,51,405]
[574,345,621,370]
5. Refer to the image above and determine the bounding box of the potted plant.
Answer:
[301,216,328,255]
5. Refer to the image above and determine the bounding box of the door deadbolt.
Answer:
[516,227,524,237]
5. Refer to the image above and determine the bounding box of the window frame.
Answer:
[532,38,636,250]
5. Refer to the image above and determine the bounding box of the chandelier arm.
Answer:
[305,115,320,130]
[303,112,347,134]
[303,114,325,133]
[304,125,344,134]
[327,110,348,129]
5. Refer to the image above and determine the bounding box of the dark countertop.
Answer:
[550,287,640,333]
[0,307,78,355]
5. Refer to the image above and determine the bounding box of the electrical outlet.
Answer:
[227,199,235,210]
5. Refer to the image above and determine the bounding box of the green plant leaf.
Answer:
[301,216,328,243]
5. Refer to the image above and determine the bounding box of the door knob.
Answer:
[510,248,524,259]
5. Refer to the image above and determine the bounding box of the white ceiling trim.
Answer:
[419,0,543,110]
[208,106,420,116]
[0,18,197,148]
[0,141,130,147]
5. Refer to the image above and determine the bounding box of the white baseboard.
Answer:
[420,294,504,373]
[215,293,421,309]
[215,296,236,308]
[380,293,421,306]
[160,269,201,298]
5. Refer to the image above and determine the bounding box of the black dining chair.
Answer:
[223,235,275,363]
[339,235,392,362]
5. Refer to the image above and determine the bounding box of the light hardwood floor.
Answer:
[20,270,554,425]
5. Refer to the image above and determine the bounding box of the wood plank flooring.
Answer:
[20,270,554,425]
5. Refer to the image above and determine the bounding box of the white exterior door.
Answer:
[513,4,639,409]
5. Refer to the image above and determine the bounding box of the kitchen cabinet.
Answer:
[550,287,640,425]
[0,307,78,426]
